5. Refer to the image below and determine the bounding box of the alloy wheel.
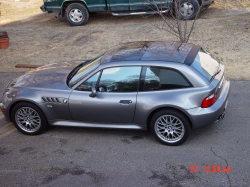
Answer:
[15,107,41,133]
[155,115,185,143]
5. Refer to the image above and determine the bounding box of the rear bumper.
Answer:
[186,78,230,129]
[0,102,4,110]
[40,5,46,12]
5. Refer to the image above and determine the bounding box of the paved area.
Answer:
[0,73,250,186]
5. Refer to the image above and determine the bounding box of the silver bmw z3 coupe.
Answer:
[0,41,230,145]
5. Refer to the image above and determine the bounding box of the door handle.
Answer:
[119,100,132,104]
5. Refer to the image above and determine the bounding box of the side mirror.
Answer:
[89,87,96,98]
[98,85,107,92]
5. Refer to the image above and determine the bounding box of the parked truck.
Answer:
[40,0,214,26]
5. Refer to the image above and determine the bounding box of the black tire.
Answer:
[150,109,191,146]
[174,0,200,20]
[65,3,89,26]
[11,102,48,135]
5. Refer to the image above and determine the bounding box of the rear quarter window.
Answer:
[143,67,191,91]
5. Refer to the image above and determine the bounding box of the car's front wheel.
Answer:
[151,109,191,146]
[65,3,89,26]
[11,102,48,135]
[174,0,200,20]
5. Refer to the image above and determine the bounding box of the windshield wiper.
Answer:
[211,69,221,80]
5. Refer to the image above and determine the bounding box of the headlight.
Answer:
[6,77,18,88]
[4,77,18,94]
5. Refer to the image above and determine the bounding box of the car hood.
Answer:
[13,62,82,90]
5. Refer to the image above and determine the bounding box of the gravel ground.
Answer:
[0,0,250,79]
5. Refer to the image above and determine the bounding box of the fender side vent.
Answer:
[42,97,63,104]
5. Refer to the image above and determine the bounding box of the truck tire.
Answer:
[66,3,89,26]
[174,0,200,20]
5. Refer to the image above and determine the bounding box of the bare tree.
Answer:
[144,0,204,43]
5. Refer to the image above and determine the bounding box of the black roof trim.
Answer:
[183,44,200,65]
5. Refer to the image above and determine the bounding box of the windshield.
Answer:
[191,49,220,81]
[69,56,101,87]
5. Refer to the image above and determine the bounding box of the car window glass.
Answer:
[191,51,219,81]
[75,72,100,91]
[98,67,141,92]
[144,67,191,91]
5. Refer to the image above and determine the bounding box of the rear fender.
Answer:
[61,0,88,18]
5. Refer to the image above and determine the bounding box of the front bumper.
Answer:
[0,102,4,110]
[40,5,46,12]
[0,102,8,120]
[186,78,230,129]
[202,0,214,9]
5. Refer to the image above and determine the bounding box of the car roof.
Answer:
[100,41,201,65]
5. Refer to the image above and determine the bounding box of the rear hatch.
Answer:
[191,48,225,107]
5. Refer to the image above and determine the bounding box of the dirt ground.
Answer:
[0,0,249,80]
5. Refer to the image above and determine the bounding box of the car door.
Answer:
[129,0,170,11]
[107,0,130,11]
[69,66,141,123]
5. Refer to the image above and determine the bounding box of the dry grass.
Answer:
[0,0,249,80]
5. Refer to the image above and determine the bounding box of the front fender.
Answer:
[3,87,73,122]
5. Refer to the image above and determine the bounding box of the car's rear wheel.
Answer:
[66,3,89,26]
[11,102,48,135]
[151,109,191,146]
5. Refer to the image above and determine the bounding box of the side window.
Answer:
[143,67,191,91]
[76,72,100,91]
[98,67,141,92]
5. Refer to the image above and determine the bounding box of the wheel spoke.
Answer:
[175,126,183,130]
[161,117,167,123]
[170,116,175,123]
[75,11,82,17]
[17,115,25,120]
[172,133,176,139]
[175,131,181,136]
[28,108,31,115]
[74,16,80,22]
[31,121,37,128]
[32,120,40,125]
[17,112,25,117]
[157,126,165,130]
[174,121,181,125]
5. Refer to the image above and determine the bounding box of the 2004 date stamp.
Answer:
[190,165,231,173]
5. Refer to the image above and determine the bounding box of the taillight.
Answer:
[201,93,217,108]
